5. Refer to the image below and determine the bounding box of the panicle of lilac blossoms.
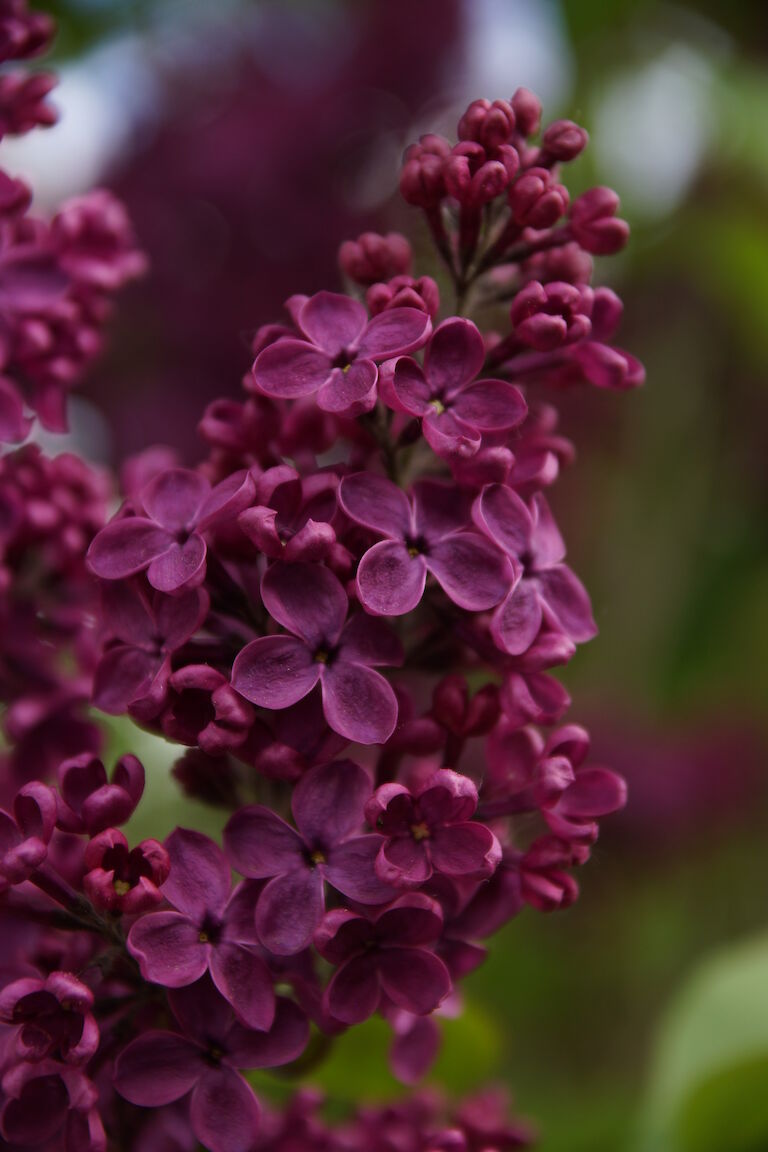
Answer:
[0,72,640,1152]
[0,1,145,443]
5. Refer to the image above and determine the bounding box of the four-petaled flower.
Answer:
[472,485,596,654]
[365,768,501,888]
[87,467,255,592]
[314,894,451,1025]
[83,828,170,915]
[92,581,209,716]
[224,760,394,955]
[340,472,512,616]
[252,290,431,415]
[0,971,98,1065]
[114,977,308,1152]
[232,562,402,745]
[128,829,274,1031]
[389,317,526,458]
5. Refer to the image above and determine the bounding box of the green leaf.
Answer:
[638,931,768,1152]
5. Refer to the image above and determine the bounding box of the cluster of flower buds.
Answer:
[0,0,145,443]
[0,18,640,1145]
[399,90,642,392]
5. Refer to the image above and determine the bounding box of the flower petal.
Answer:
[297,291,367,353]
[491,582,543,655]
[255,870,324,955]
[425,317,486,395]
[376,894,443,946]
[338,472,412,538]
[378,947,451,1015]
[292,759,371,846]
[190,1067,260,1152]
[156,587,210,651]
[231,635,320,710]
[224,806,304,878]
[321,661,398,745]
[430,822,500,878]
[114,1031,201,1106]
[357,307,431,359]
[209,943,275,1032]
[411,478,469,540]
[392,357,433,416]
[163,828,232,918]
[423,408,480,459]
[253,339,332,398]
[390,1014,441,1085]
[472,483,532,557]
[554,768,627,820]
[325,955,381,1024]
[325,835,397,903]
[197,470,256,530]
[529,493,566,566]
[536,566,597,642]
[338,612,404,667]
[317,360,377,415]
[356,539,426,616]
[99,581,156,646]
[261,561,347,648]
[376,836,431,888]
[427,532,511,610]
[92,646,165,714]
[87,518,172,580]
[167,978,233,1044]
[127,911,208,987]
[147,535,206,593]
[453,378,527,431]
[141,469,210,532]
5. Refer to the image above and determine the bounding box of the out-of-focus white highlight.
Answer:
[461,0,573,110]
[0,36,158,209]
[593,46,716,217]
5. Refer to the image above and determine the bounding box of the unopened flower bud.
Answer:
[510,87,542,137]
[508,167,569,229]
[540,119,589,162]
[338,231,412,286]
[569,186,629,254]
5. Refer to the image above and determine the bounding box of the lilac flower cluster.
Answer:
[0,23,639,1149]
[0,0,144,443]
[255,1086,534,1150]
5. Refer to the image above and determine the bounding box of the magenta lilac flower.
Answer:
[0,39,640,1150]
[365,768,501,887]
[232,561,402,744]
[224,759,393,955]
[340,472,512,616]
[128,829,275,1030]
[252,289,431,415]
[87,467,255,593]
[0,971,98,1065]
[389,317,526,458]
[114,978,308,1152]
[315,895,451,1025]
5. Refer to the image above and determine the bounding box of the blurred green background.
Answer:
[18,0,768,1148]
